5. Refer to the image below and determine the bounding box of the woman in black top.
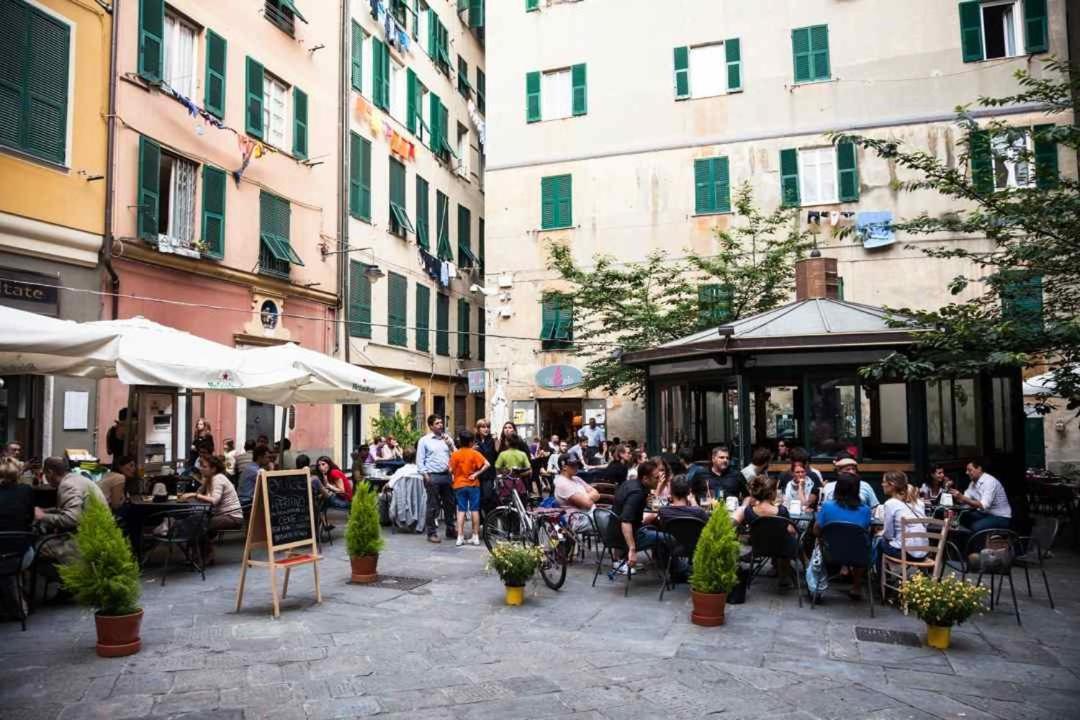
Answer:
[0,458,35,570]
[475,419,498,514]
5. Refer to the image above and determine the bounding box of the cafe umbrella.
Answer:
[0,304,121,377]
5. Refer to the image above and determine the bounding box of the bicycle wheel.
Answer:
[536,520,568,591]
[483,507,527,552]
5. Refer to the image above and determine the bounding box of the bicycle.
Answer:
[482,471,576,590]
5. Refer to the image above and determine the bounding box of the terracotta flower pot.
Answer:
[350,553,379,583]
[690,589,727,627]
[95,609,143,657]
[926,624,951,649]
[504,582,525,606]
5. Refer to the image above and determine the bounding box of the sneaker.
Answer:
[455,536,465,547]
[427,535,441,544]
[470,535,480,546]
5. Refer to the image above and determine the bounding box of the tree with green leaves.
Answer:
[839,60,1079,415]
[547,184,813,400]
[371,411,422,452]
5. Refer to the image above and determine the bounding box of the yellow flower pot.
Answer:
[926,624,951,650]
[505,584,525,606]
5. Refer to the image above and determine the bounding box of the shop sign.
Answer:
[467,369,486,394]
[535,364,583,391]
[0,268,59,317]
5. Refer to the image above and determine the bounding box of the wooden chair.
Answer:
[880,516,949,608]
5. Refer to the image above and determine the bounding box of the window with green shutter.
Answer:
[415,283,431,351]
[372,38,390,109]
[200,165,226,259]
[204,30,227,119]
[525,71,541,122]
[477,68,486,114]
[407,68,418,134]
[478,217,485,272]
[0,0,71,165]
[259,191,302,278]
[526,0,538,11]
[292,87,308,159]
[693,157,731,215]
[673,47,690,99]
[960,0,1048,62]
[1023,0,1049,54]
[245,57,264,138]
[388,157,414,237]
[725,38,742,92]
[477,306,485,361]
[415,175,430,249]
[457,298,470,358]
[571,63,587,116]
[429,92,448,161]
[138,0,164,83]
[969,130,993,194]
[349,132,372,221]
[792,25,829,83]
[349,260,372,338]
[137,135,161,239]
[836,140,859,202]
[436,190,452,260]
[387,272,408,346]
[436,292,450,356]
[1001,272,1043,329]
[468,0,484,28]
[457,205,472,267]
[698,284,733,326]
[351,20,363,92]
[427,11,450,74]
[540,175,572,229]
[779,148,800,207]
[458,56,470,99]
[540,294,573,350]
[1033,123,1059,189]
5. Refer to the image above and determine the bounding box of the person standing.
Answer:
[474,419,498,513]
[578,417,605,457]
[105,408,129,468]
[449,431,489,546]
[953,458,1012,532]
[417,414,457,543]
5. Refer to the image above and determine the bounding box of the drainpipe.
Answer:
[101,0,121,319]
[338,0,350,362]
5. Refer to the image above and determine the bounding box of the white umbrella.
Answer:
[0,304,121,377]
[235,342,421,405]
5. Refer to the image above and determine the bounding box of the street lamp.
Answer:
[319,244,384,283]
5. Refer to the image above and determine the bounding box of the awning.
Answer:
[261,234,305,266]
[0,305,120,377]
[390,202,416,235]
[279,0,308,24]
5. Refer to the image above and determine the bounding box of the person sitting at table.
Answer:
[565,435,590,468]
[316,456,353,511]
[820,457,880,509]
[687,445,745,503]
[732,474,798,586]
[545,440,569,477]
[813,473,872,600]
[97,454,140,510]
[952,458,1012,532]
[920,464,947,505]
[781,459,821,513]
[658,475,709,525]
[741,446,773,486]
[34,457,108,566]
[611,459,661,575]
[600,444,633,486]
[238,446,271,504]
[878,471,928,566]
[180,454,243,561]
[554,456,599,532]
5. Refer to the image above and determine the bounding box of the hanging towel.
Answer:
[447,262,457,280]
[370,0,380,20]
[829,210,841,226]
[384,9,394,43]
[440,261,449,286]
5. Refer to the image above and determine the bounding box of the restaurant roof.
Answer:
[622,298,919,365]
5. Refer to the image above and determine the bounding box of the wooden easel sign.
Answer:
[235,468,322,618]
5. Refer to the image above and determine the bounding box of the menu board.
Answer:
[267,471,313,547]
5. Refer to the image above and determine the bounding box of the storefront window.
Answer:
[926,378,981,460]
[749,385,799,448]
[658,383,689,451]
[808,379,857,459]
[991,376,1014,453]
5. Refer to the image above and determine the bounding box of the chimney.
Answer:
[795,254,840,301]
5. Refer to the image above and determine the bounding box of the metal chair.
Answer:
[814,522,874,616]
[0,532,35,631]
[657,516,706,601]
[947,528,1024,625]
[1015,516,1056,609]
[591,508,635,596]
[315,493,334,546]
[141,505,212,586]
[29,532,70,607]
[746,516,803,607]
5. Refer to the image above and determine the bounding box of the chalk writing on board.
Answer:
[266,472,312,547]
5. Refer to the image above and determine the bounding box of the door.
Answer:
[246,400,275,445]
[1024,416,1046,470]
[454,395,467,435]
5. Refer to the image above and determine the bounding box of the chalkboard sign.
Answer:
[267,472,313,547]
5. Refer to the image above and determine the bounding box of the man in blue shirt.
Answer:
[238,445,271,504]
[417,414,457,542]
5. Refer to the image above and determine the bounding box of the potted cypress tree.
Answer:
[346,481,385,583]
[58,495,143,657]
[689,510,741,626]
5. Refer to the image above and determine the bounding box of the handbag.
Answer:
[805,542,829,595]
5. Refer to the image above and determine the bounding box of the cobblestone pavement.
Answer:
[3,516,1080,719]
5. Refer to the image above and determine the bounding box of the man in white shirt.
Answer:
[741,446,772,485]
[953,458,1012,532]
[578,419,605,450]
[417,415,457,542]
[545,440,569,475]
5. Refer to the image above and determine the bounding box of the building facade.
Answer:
[485,0,1076,443]
[340,0,487,452]
[96,0,340,464]
[0,0,111,461]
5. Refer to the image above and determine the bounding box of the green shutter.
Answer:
[458,55,470,98]
[457,298,470,358]
[427,8,437,58]
[388,272,408,346]
[571,63,587,116]
[1002,274,1044,328]
[959,1,984,63]
[526,71,541,122]
[477,306,485,361]
[836,140,859,202]
[407,68,417,133]
[1033,124,1058,189]
[292,87,308,159]
[204,30,227,119]
[436,293,450,356]
[0,1,28,152]
[969,130,993,194]
[1023,0,1048,54]
[436,191,452,260]
[810,25,830,80]
[389,157,413,236]
[137,135,160,239]
[694,158,716,214]
[715,157,731,213]
[541,176,555,229]
[245,57,264,138]
[138,0,164,83]
[540,296,556,341]
[792,27,811,83]
[469,0,484,27]
[415,175,430,249]
[372,37,389,110]
[200,165,226,259]
[780,148,800,207]
[415,283,430,351]
[428,91,440,149]
[349,261,372,338]
[350,20,363,92]
[477,68,486,114]
[349,132,371,220]
[556,174,572,228]
[478,217,485,271]
[526,0,539,10]
[458,205,471,267]
[725,38,742,92]
[541,294,573,349]
[673,46,689,99]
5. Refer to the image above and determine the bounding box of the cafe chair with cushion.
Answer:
[945,528,1023,625]
[746,516,803,607]
[0,532,35,631]
[591,508,635,597]
[657,516,706,601]
[814,522,874,616]
[1015,516,1056,609]
[881,516,949,610]
[141,505,212,587]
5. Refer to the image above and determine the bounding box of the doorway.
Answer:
[537,399,582,444]
[246,400,275,445]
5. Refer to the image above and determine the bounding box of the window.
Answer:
[387,272,408,347]
[541,294,573,350]
[264,0,303,36]
[200,165,226,259]
[798,147,837,205]
[1,0,71,165]
[415,175,430,249]
[477,306,485,361]
[408,74,430,145]
[791,25,830,83]
[971,125,1058,193]
[135,136,198,250]
[527,64,586,122]
[436,190,452,259]
[926,379,981,460]
[292,87,307,159]
[350,21,364,92]
[163,12,197,97]
[458,205,472,267]
[526,0,539,11]
[259,191,302,278]
[689,44,726,98]
[429,92,449,161]
[698,283,733,325]
[458,56,470,99]
[349,260,372,338]
[389,56,406,122]
[540,174,572,229]
[1001,272,1043,328]
[960,0,1047,61]
[693,157,731,214]
[456,123,470,177]
[426,9,450,74]
[478,216,485,272]
[204,30,227,119]
[388,157,415,237]
[476,67,486,114]
[372,38,390,110]
[992,131,1034,189]
[436,292,450,356]
[779,142,858,207]
[349,132,371,220]
[415,283,431,351]
[457,298,471,358]
[263,74,288,148]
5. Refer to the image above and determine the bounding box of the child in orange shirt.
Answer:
[449,430,490,546]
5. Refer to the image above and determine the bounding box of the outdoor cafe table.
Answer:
[124,496,200,563]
